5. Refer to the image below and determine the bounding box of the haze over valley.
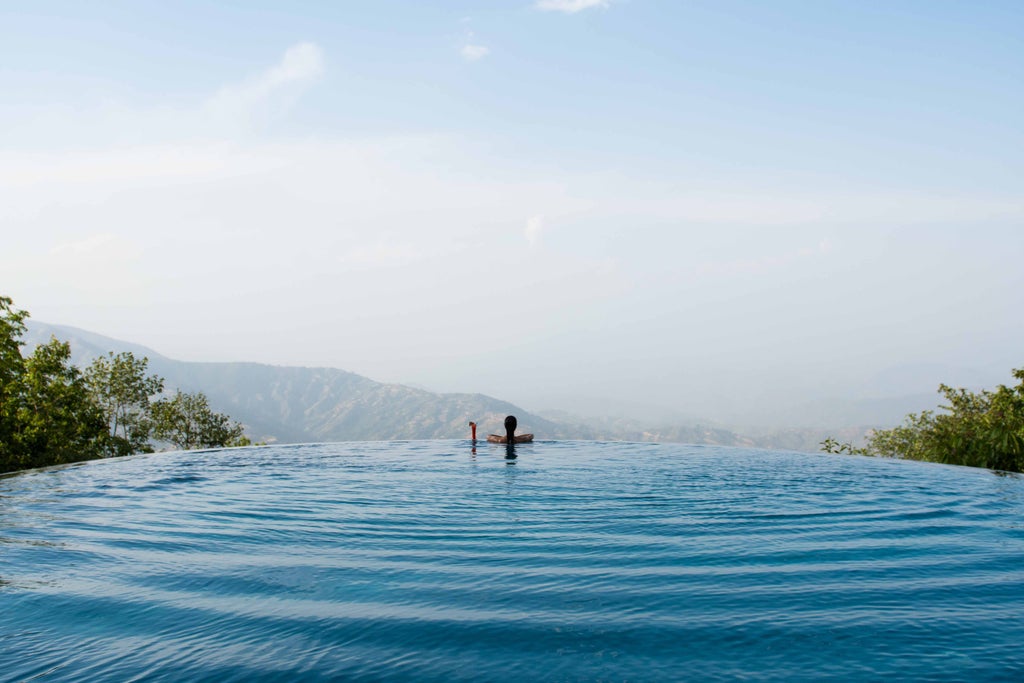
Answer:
[23,320,993,454]
[4,2,1021,443]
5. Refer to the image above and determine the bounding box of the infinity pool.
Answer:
[2,441,1023,681]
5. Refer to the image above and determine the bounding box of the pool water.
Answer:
[2,441,1023,681]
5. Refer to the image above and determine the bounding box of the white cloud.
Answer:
[535,0,611,14]
[460,44,491,61]
[50,232,135,257]
[599,188,1024,227]
[5,232,151,303]
[459,25,490,62]
[0,145,239,188]
[204,42,325,127]
[525,215,545,247]
[338,241,423,269]
[337,238,474,270]
[695,241,833,277]
[0,42,326,147]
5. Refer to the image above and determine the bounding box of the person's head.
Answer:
[504,415,517,440]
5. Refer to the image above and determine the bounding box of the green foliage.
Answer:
[85,352,164,456]
[824,369,1024,473]
[0,296,29,466]
[11,338,108,469]
[818,437,868,456]
[2,295,253,473]
[0,297,27,383]
[151,390,246,451]
[1,297,107,472]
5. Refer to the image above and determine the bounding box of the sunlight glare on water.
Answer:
[2,441,1024,681]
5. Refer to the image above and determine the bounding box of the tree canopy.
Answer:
[1,296,252,474]
[822,369,1024,473]
[151,390,248,451]
[85,351,164,456]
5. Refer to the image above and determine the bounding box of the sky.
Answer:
[3,0,1023,425]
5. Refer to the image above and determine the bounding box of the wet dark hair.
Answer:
[504,415,517,443]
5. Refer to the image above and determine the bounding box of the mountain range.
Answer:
[24,321,566,443]
[24,321,925,452]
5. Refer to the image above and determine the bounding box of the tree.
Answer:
[0,296,29,466]
[866,371,1024,472]
[85,351,164,456]
[12,337,108,469]
[1,295,108,472]
[818,437,867,456]
[823,368,1024,473]
[1,295,254,472]
[151,390,246,450]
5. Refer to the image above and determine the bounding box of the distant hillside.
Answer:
[24,321,886,452]
[25,322,560,443]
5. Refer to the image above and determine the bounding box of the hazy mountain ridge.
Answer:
[25,322,562,443]
[26,321,892,451]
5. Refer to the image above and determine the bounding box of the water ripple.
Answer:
[2,441,1023,681]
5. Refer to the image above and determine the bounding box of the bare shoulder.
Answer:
[486,433,534,443]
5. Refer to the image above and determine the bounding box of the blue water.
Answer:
[2,441,1024,682]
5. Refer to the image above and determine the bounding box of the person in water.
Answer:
[487,415,534,444]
